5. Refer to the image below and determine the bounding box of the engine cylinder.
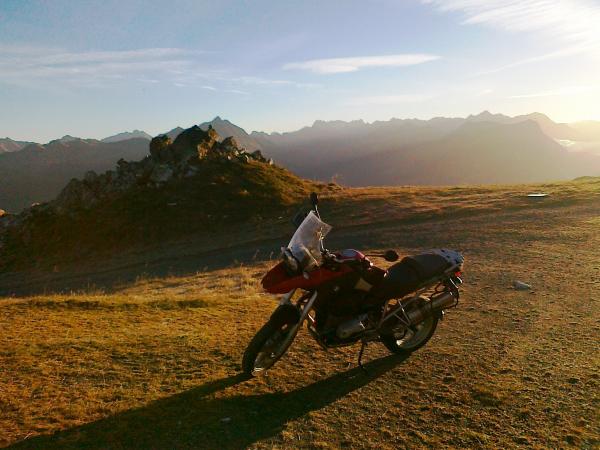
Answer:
[336,313,368,339]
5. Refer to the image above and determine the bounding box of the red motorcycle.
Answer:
[242,193,464,376]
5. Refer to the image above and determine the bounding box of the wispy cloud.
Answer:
[283,54,439,74]
[346,93,433,106]
[422,0,600,71]
[510,85,599,98]
[0,45,206,87]
[422,0,600,42]
[0,44,311,92]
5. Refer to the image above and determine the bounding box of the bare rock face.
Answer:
[149,135,172,161]
[171,126,215,162]
[219,136,239,152]
[251,149,266,162]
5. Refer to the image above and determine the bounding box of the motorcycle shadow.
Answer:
[8,354,410,450]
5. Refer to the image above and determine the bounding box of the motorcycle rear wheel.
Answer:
[242,313,298,376]
[381,314,438,355]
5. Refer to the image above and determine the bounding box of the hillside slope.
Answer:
[0,126,315,270]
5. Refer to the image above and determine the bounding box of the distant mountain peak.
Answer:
[0,137,37,154]
[102,130,152,143]
[468,111,511,122]
[46,135,86,146]
[60,135,79,142]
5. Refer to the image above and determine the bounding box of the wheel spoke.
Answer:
[253,326,291,373]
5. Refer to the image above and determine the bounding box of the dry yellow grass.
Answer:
[1,180,599,448]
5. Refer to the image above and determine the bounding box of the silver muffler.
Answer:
[380,291,457,331]
[404,291,456,325]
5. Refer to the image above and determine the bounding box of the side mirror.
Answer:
[384,250,399,262]
[310,192,319,207]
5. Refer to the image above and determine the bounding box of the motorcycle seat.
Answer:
[400,254,450,280]
[369,252,451,301]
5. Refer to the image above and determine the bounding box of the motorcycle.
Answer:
[242,193,464,376]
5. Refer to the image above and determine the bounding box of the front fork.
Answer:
[275,289,318,353]
[278,288,297,306]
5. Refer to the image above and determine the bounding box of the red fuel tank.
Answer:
[261,261,353,294]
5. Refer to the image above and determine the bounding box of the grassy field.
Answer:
[1,179,599,448]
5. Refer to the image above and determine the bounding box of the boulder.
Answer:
[149,135,172,160]
[171,125,217,162]
[219,136,239,153]
[251,149,266,162]
[513,280,532,291]
[197,142,212,159]
[206,125,219,142]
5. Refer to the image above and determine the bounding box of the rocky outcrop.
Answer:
[149,134,172,160]
[0,126,270,232]
[0,123,318,270]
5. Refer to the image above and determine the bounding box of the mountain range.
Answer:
[0,138,36,153]
[0,138,149,212]
[98,118,261,148]
[250,113,600,185]
[101,130,153,143]
[1,112,600,212]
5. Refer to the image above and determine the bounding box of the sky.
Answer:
[1,0,599,142]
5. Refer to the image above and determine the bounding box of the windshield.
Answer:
[287,211,332,271]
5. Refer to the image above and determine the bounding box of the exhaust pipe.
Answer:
[404,291,456,325]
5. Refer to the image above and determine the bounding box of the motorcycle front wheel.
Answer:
[242,307,299,376]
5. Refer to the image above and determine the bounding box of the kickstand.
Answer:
[357,341,368,374]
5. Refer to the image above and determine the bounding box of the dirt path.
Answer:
[2,201,599,297]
